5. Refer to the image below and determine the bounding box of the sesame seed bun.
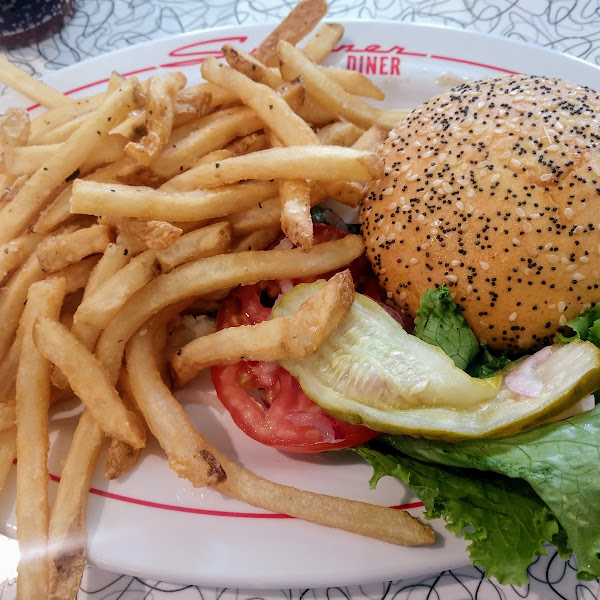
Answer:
[360,74,600,351]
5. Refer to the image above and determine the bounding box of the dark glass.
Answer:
[0,0,76,49]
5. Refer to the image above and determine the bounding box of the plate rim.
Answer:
[2,17,600,589]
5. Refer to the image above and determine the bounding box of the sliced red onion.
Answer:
[504,346,553,398]
[273,237,294,250]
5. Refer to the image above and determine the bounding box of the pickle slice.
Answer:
[273,281,600,440]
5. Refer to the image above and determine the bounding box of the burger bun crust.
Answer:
[360,74,600,351]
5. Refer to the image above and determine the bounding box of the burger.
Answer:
[273,74,600,585]
[360,74,600,352]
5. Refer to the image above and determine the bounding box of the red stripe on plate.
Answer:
[48,472,424,517]
[430,54,519,74]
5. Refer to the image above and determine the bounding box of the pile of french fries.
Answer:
[0,1,433,598]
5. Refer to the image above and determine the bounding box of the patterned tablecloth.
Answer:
[1,1,600,599]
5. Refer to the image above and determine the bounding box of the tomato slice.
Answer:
[211,225,380,452]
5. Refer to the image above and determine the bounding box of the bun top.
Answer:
[360,74,600,351]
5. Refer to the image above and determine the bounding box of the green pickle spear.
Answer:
[273,280,600,440]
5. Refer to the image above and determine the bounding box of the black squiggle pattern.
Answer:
[1,2,600,599]
[75,548,600,599]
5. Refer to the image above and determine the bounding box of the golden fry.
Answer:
[201,57,318,146]
[33,316,146,448]
[154,222,232,272]
[125,72,185,165]
[36,224,111,274]
[48,409,103,600]
[0,107,30,149]
[15,277,66,600]
[71,179,279,222]
[0,78,138,245]
[278,40,408,130]
[0,427,16,493]
[279,179,313,250]
[253,0,327,67]
[0,55,72,109]
[302,22,344,63]
[173,145,383,189]
[171,270,354,384]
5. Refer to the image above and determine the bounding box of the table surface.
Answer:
[1,1,600,599]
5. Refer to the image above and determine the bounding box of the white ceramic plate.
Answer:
[1,20,600,590]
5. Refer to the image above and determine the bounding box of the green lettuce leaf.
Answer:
[560,304,600,348]
[414,286,511,377]
[379,404,600,581]
[466,345,512,378]
[414,286,479,371]
[355,444,562,585]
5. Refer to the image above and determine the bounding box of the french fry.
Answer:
[15,277,66,600]
[71,179,279,221]
[0,427,16,492]
[0,55,72,109]
[172,270,354,384]
[154,222,232,272]
[50,243,131,390]
[0,252,44,363]
[227,188,325,236]
[71,249,159,349]
[0,231,43,284]
[30,112,89,145]
[231,226,281,252]
[128,307,434,548]
[302,22,344,63]
[175,145,383,188]
[279,179,313,250]
[49,255,101,295]
[352,123,388,152]
[173,86,213,121]
[0,174,28,210]
[253,0,327,67]
[0,107,30,148]
[217,459,434,547]
[96,235,364,383]
[278,40,408,130]
[225,132,268,156]
[125,72,185,165]
[150,106,264,179]
[0,143,61,176]
[33,316,146,448]
[36,223,111,274]
[317,121,365,146]
[82,242,131,302]
[33,161,130,234]
[0,399,15,434]
[0,130,126,178]
[201,56,318,147]
[101,216,181,250]
[221,44,284,89]
[29,96,102,142]
[126,307,227,486]
[104,370,143,481]
[0,78,138,245]
[48,409,103,600]
[323,66,385,100]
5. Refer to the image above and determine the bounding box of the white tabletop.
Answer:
[1,1,600,599]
